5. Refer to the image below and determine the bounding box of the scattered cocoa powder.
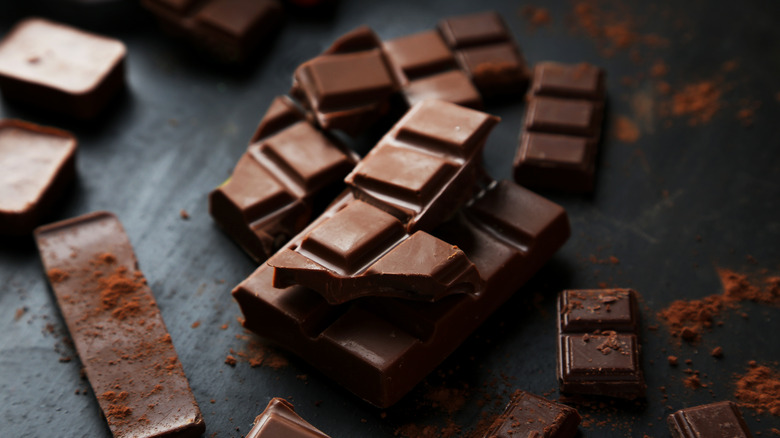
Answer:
[14,307,26,321]
[667,356,678,366]
[670,81,722,126]
[650,60,668,78]
[520,5,552,27]
[179,209,190,220]
[47,268,69,283]
[191,320,200,329]
[710,346,723,358]
[224,355,237,366]
[106,404,133,425]
[734,362,780,416]
[683,375,702,390]
[614,116,640,143]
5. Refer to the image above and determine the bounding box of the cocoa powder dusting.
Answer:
[47,268,70,283]
[520,5,552,27]
[734,362,780,416]
[670,81,722,126]
[614,116,640,143]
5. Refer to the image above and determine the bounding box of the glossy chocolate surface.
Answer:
[438,11,509,49]
[483,390,581,438]
[34,212,205,438]
[667,401,753,438]
[247,398,330,438]
[531,62,606,101]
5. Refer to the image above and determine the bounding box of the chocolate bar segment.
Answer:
[482,390,581,438]
[402,70,483,110]
[34,212,205,438]
[234,180,570,407]
[514,132,595,192]
[525,97,603,138]
[0,18,126,119]
[667,401,753,438]
[530,62,605,101]
[559,289,639,333]
[247,398,330,438]
[0,119,77,235]
[209,96,357,262]
[438,11,509,49]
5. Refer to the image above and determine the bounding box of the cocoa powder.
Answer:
[734,362,780,416]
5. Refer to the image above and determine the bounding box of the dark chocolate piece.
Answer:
[291,27,399,136]
[141,0,283,63]
[514,132,595,193]
[35,212,205,438]
[0,18,126,119]
[247,398,330,438]
[234,180,570,407]
[667,401,753,438]
[438,11,509,49]
[0,119,77,235]
[209,96,358,262]
[530,62,606,101]
[557,289,646,399]
[483,390,581,438]
[402,70,483,110]
[524,97,603,138]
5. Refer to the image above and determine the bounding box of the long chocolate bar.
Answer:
[209,96,358,262]
[557,289,646,399]
[667,401,753,438]
[35,212,205,438]
[234,180,570,407]
[514,62,606,192]
[482,390,581,438]
[246,398,330,438]
[0,119,77,235]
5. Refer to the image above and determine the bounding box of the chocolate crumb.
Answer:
[710,346,723,358]
[180,209,190,220]
[224,355,237,366]
[667,356,678,366]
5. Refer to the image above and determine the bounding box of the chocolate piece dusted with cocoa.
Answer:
[246,398,330,438]
[438,11,530,97]
[667,401,752,438]
[209,96,358,262]
[0,120,77,235]
[557,289,646,399]
[291,26,399,136]
[0,18,126,119]
[34,212,205,438]
[482,390,580,438]
[514,62,606,193]
[141,0,283,63]
[234,180,570,407]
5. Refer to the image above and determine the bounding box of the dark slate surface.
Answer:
[1,0,779,437]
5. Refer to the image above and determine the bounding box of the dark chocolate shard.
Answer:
[667,401,753,438]
[247,398,330,438]
[559,289,639,334]
[482,390,581,438]
[34,212,205,438]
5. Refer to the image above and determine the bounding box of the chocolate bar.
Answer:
[209,96,358,262]
[0,18,126,119]
[557,289,646,399]
[34,212,205,438]
[0,119,77,235]
[438,11,530,97]
[141,0,284,63]
[291,26,399,136]
[246,398,330,438]
[384,31,482,109]
[667,401,753,438]
[234,180,570,407]
[482,390,581,438]
[514,62,606,192]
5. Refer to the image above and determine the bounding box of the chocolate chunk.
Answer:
[531,62,606,101]
[141,0,283,63]
[0,120,77,235]
[0,18,126,119]
[482,390,581,438]
[667,401,752,438]
[514,132,596,193]
[402,70,483,110]
[557,289,646,399]
[209,96,358,262]
[34,212,205,438]
[234,180,570,407]
[525,97,603,138]
[438,11,510,49]
[247,398,330,438]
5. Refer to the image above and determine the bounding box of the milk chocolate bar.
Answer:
[35,212,205,438]
[557,289,646,399]
[247,398,330,438]
[209,96,358,262]
[0,120,77,235]
[234,180,570,407]
[141,0,284,63]
[0,18,126,119]
[291,26,399,136]
[514,62,606,192]
[667,401,753,438]
[482,390,580,438]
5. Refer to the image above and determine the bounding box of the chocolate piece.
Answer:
[514,132,595,192]
[291,27,399,136]
[234,180,570,407]
[247,398,330,438]
[557,289,646,399]
[438,11,509,49]
[0,18,126,119]
[0,120,77,235]
[524,97,603,138]
[209,96,358,262]
[483,390,581,438]
[402,70,483,110]
[530,62,606,101]
[141,0,283,63]
[34,212,205,438]
[667,401,753,438]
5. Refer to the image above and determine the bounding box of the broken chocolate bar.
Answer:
[667,401,753,438]
[247,398,330,438]
[234,180,570,407]
[0,119,77,235]
[35,211,205,438]
[0,18,126,119]
[557,289,646,399]
[482,390,581,438]
[209,95,358,262]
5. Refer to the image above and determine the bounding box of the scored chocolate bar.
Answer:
[35,212,205,438]
[667,401,753,438]
[246,398,330,438]
[209,95,358,262]
[482,390,581,438]
[234,180,570,407]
